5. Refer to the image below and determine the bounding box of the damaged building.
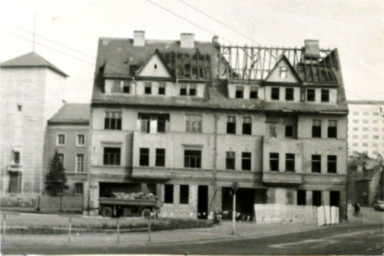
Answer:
[86,31,348,220]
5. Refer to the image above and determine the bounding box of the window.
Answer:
[235,86,244,99]
[103,147,120,166]
[312,155,321,173]
[362,127,369,131]
[363,120,369,124]
[17,104,22,112]
[77,134,85,146]
[184,150,201,168]
[180,185,189,204]
[226,151,235,170]
[123,81,130,93]
[352,143,358,147]
[155,148,165,167]
[58,153,64,166]
[312,191,322,206]
[270,153,279,171]
[57,134,65,145]
[139,148,149,166]
[76,154,84,172]
[353,127,359,131]
[328,120,337,138]
[362,143,368,147]
[271,87,280,100]
[297,190,306,206]
[285,88,294,101]
[372,135,379,139]
[104,112,122,130]
[330,191,340,207]
[242,152,251,171]
[8,172,21,194]
[321,89,329,102]
[327,155,337,173]
[158,82,166,95]
[145,82,152,94]
[189,84,196,96]
[157,115,169,133]
[180,84,187,96]
[112,80,121,93]
[227,116,236,134]
[352,119,359,123]
[363,112,369,116]
[13,151,20,165]
[352,135,359,139]
[139,114,169,133]
[250,87,258,99]
[312,120,322,138]
[242,116,252,135]
[285,153,295,172]
[75,183,83,194]
[164,184,174,204]
[186,115,202,133]
[139,114,150,133]
[279,66,287,78]
[285,125,295,138]
[307,89,315,102]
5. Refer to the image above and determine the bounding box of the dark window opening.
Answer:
[250,89,258,99]
[285,88,294,101]
[242,152,251,171]
[180,185,189,204]
[184,150,201,168]
[103,147,121,166]
[155,148,165,167]
[189,84,196,96]
[285,153,295,172]
[312,119,322,138]
[270,153,279,171]
[227,116,236,134]
[138,113,169,133]
[8,172,21,194]
[17,104,22,112]
[13,151,20,164]
[312,191,322,206]
[123,81,130,93]
[104,112,122,130]
[242,116,252,135]
[271,87,280,100]
[164,184,174,204]
[321,89,329,102]
[330,191,340,207]
[145,82,152,95]
[235,86,244,99]
[327,155,337,173]
[180,84,187,96]
[297,190,306,206]
[226,151,235,170]
[280,66,287,78]
[75,183,83,194]
[307,89,315,102]
[285,125,295,138]
[312,155,321,173]
[328,120,337,138]
[139,148,149,166]
[158,82,166,95]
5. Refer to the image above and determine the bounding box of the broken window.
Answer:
[279,66,288,79]
[103,147,120,166]
[235,86,244,99]
[184,150,201,168]
[270,153,279,171]
[158,82,166,95]
[164,184,174,204]
[250,87,258,99]
[57,134,65,145]
[226,151,235,170]
[321,89,329,102]
[297,190,306,206]
[312,119,322,138]
[242,116,252,135]
[180,84,187,96]
[227,116,236,134]
[312,191,322,206]
[285,88,294,101]
[145,82,152,95]
[180,185,189,204]
[186,114,202,133]
[271,87,280,100]
[311,155,321,173]
[327,155,337,173]
[139,148,149,166]
[75,183,83,194]
[104,111,122,130]
[155,148,165,167]
[307,89,315,102]
[242,152,251,171]
[285,153,295,172]
[328,120,337,138]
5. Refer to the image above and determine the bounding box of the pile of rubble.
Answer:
[113,192,158,200]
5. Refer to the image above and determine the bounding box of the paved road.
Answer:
[2,224,382,255]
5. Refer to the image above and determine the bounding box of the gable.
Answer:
[137,54,172,78]
[265,56,300,83]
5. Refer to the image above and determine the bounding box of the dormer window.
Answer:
[235,86,244,99]
[180,84,187,96]
[111,80,130,94]
[307,89,315,102]
[159,82,166,95]
[189,84,196,96]
[271,87,280,100]
[250,88,258,99]
[321,89,329,102]
[180,84,197,96]
[145,82,152,95]
[279,66,288,79]
[122,81,130,93]
[112,80,121,93]
[285,88,294,101]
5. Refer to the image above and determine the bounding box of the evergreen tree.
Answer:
[45,150,68,196]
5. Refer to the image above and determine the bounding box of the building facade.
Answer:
[347,101,384,158]
[46,103,90,196]
[86,32,348,220]
[0,52,67,197]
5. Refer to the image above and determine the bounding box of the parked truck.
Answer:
[99,192,163,218]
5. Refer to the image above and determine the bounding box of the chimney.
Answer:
[180,33,195,48]
[134,30,145,47]
[304,39,320,59]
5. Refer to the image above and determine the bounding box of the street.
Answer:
[2,224,382,255]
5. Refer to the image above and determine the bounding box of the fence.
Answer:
[1,212,152,244]
[254,204,318,224]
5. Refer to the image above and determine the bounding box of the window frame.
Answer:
[226,151,236,170]
[241,152,251,171]
[311,155,321,173]
[75,154,85,173]
[269,152,279,171]
[75,183,83,195]
[145,82,152,95]
[285,88,294,101]
[279,66,288,79]
[179,185,189,204]
[307,89,315,102]
[312,119,322,138]
[242,116,252,135]
[235,86,244,99]
[250,87,258,99]
[139,148,150,167]
[327,120,337,138]
[184,150,202,169]
[285,153,295,172]
[227,116,236,134]
[327,155,337,174]
[57,134,66,146]
[271,87,280,100]
[104,111,122,130]
[321,89,330,102]
[185,114,202,133]
[103,147,121,166]
[158,82,166,95]
[155,148,166,167]
[164,184,174,204]
[76,134,85,147]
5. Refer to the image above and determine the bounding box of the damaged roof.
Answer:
[48,103,90,125]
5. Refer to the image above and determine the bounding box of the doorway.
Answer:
[198,185,208,219]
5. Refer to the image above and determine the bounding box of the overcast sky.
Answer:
[0,0,383,102]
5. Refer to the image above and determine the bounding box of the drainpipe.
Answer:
[209,111,218,217]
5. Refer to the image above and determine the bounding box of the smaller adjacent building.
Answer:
[46,103,90,196]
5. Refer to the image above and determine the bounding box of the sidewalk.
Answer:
[2,221,320,250]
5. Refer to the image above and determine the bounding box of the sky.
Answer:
[0,0,383,103]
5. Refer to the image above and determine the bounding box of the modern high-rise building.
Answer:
[0,52,67,197]
[87,32,349,220]
[347,101,384,158]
